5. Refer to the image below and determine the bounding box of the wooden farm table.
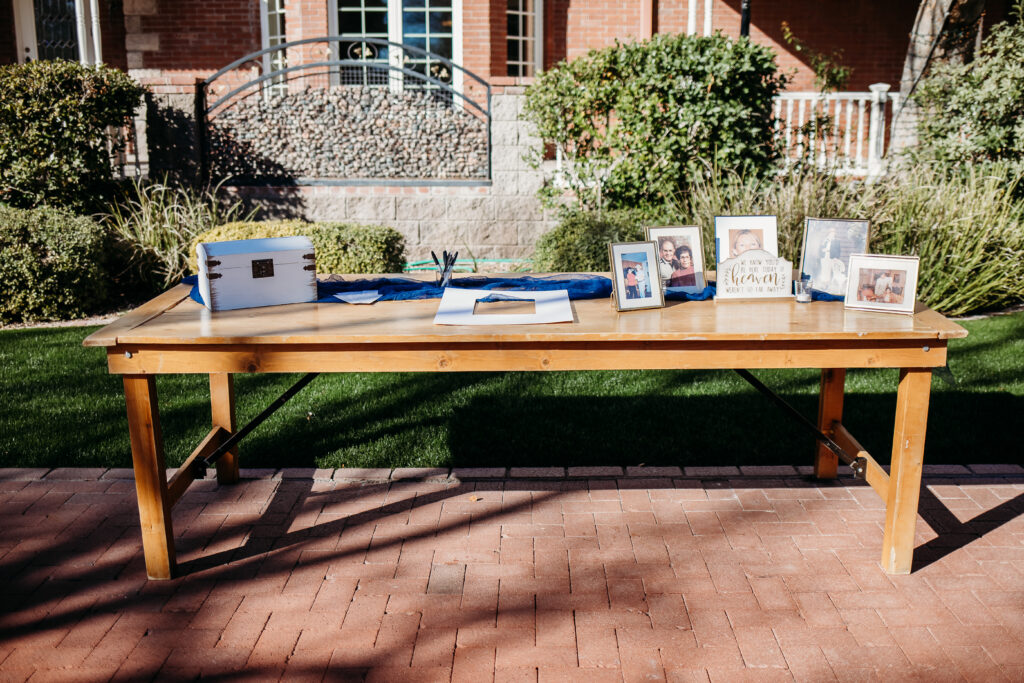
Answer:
[84,277,967,579]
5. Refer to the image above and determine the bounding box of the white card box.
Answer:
[197,236,317,311]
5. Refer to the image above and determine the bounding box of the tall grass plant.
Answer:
[105,177,254,290]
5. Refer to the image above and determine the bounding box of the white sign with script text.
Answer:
[716,249,793,299]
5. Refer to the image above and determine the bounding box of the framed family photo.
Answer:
[608,241,666,311]
[799,218,870,295]
[714,215,779,264]
[645,226,706,294]
[844,254,920,315]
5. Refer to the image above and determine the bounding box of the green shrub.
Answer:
[190,221,407,275]
[523,32,788,210]
[105,177,254,291]
[533,207,670,272]
[0,205,112,323]
[0,60,146,213]
[912,6,1024,174]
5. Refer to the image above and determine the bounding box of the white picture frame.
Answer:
[844,254,920,315]
[608,241,666,311]
[799,218,870,295]
[714,215,779,265]
[645,226,707,295]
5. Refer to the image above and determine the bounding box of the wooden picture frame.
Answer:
[799,218,870,296]
[608,241,666,311]
[714,215,779,265]
[645,225,707,294]
[844,254,920,315]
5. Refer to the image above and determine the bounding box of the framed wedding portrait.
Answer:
[645,226,706,294]
[714,215,780,264]
[844,254,919,315]
[608,241,665,311]
[799,218,870,295]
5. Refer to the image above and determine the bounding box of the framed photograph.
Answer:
[844,254,919,315]
[714,215,779,265]
[799,218,870,295]
[645,226,707,294]
[608,241,666,311]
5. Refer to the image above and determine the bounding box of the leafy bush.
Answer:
[190,221,407,275]
[105,177,254,291]
[523,32,788,209]
[912,8,1024,173]
[533,207,671,272]
[0,205,112,323]
[0,60,146,213]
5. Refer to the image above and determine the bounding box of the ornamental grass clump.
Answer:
[866,163,1024,317]
[104,177,254,291]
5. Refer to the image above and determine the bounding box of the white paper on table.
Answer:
[333,290,382,304]
[433,287,573,325]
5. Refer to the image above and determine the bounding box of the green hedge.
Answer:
[523,32,787,209]
[0,60,146,213]
[190,221,407,275]
[533,207,670,272]
[0,205,112,323]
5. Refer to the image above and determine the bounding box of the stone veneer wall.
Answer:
[208,87,489,181]
[223,88,555,263]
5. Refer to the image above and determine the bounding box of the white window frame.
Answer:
[327,0,463,95]
[259,0,288,94]
[506,0,543,78]
[13,0,101,64]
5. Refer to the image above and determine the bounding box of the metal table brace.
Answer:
[194,369,867,479]
[735,369,867,478]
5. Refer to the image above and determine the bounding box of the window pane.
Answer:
[365,10,387,34]
[507,39,519,64]
[429,37,452,58]
[507,13,519,38]
[340,11,362,34]
[507,0,520,11]
[429,12,452,33]
[403,36,426,52]
[403,10,426,35]
[404,0,426,7]
[430,0,452,8]
[364,0,387,7]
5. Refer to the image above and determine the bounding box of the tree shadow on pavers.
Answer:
[913,486,1024,572]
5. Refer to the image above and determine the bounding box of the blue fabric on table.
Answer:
[810,289,844,302]
[181,274,834,305]
[182,273,615,306]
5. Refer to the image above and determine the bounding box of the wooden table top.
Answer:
[83,275,968,349]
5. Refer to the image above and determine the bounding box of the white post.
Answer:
[703,0,712,35]
[867,83,891,177]
[687,0,697,35]
[74,0,90,63]
[89,0,103,63]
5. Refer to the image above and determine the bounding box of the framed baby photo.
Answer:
[608,241,666,311]
[645,226,707,294]
[799,218,870,296]
[714,215,779,265]
[844,254,920,315]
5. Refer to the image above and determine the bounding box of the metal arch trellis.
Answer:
[195,36,493,185]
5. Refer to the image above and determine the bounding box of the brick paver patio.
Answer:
[1,465,1022,681]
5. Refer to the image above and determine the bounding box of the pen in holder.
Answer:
[432,250,458,288]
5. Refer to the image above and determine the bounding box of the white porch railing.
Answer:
[773,83,899,177]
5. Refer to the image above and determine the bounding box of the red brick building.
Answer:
[1,1,1012,259]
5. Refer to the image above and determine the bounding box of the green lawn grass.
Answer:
[2,311,1021,470]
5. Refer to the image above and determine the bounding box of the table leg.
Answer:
[210,373,239,484]
[123,375,176,580]
[881,368,932,574]
[814,368,846,479]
